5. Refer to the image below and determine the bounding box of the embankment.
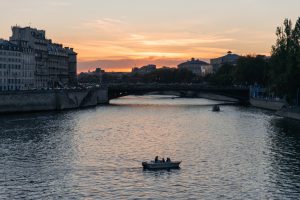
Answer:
[147,91,239,102]
[0,88,108,113]
[276,107,300,120]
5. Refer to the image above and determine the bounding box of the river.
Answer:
[0,95,300,199]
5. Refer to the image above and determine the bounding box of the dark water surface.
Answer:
[1,95,300,199]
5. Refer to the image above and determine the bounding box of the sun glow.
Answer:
[2,0,298,72]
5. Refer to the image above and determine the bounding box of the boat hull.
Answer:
[142,161,181,170]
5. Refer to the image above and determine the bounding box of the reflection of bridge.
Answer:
[108,84,250,103]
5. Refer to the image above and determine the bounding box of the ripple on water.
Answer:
[1,96,300,199]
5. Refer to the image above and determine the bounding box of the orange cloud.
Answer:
[78,57,189,73]
[54,18,271,72]
[62,18,237,63]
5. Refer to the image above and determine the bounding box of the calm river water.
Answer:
[1,95,300,199]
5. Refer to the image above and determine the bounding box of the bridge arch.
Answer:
[108,84,249,104]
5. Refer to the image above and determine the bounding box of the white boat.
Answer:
[142,160,181,170]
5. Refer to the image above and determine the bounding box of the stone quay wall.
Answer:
[0,88,108,113]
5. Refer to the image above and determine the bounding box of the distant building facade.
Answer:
[201,64,213,76]
[0,39,37,91]
[132,64,156,75]
[0,40,23,91]
[210,51,239,72]
[66,47,77,86]
[0,26,78,91]
[178,58,212,76]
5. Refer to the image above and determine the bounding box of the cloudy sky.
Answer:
[1,0,300,72]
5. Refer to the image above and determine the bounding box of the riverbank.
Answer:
[276,106,300,121]
[0,88,108,113]
[250,98,286,111]
[196,93,239,102]
[147,91,239,103]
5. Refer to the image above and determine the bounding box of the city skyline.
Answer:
[1,0,300,72]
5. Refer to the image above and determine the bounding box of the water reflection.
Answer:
[0,112,79,199]
[267,118,300,198]
[0,96,300,199]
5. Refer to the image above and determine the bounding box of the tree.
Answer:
[209,64,235,86]
[270,18,300,102]
[233,55,269,86]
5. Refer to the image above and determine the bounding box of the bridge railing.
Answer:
[107,83,249,90]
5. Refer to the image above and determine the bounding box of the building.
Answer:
[201,64,213,76]
[47,43,70,87]
[178,58,212,76]
[66,47,77,86]
[8,26,77,89]
[0,39,36,91]
[210,51,239,72]
[0,40,22,91]
[132,64,156,75]
[21,47,36,90]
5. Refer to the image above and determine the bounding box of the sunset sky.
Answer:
[1,0,300,72]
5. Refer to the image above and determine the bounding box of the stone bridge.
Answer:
[108,83,249,103]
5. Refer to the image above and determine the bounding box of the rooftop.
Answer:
[0,39,21,51]
[179,58,209,66]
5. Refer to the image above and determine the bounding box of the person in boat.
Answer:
[162,158,165,163]
[166,157,171,162]
[155,156,158,163]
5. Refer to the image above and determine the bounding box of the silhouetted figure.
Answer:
[155,156,158,163]
[212,105,220,112]
[162,158,165,163]
[166,157,171,162]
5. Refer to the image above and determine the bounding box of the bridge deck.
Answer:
[107,84,250,103]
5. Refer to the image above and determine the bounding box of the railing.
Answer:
[108,83,249,91]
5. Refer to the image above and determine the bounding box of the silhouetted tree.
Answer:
[270,18,300,102]
[78,72,101,84]
[209,64,235,86]
[142,68,196,83]
[234,55,269,86]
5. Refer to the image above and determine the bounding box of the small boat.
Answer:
[212,105,220,112]
[142,157,181,170]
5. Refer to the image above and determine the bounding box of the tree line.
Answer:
[209,18,300,103]
[78,68,199,84]
[129,68,199,83]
